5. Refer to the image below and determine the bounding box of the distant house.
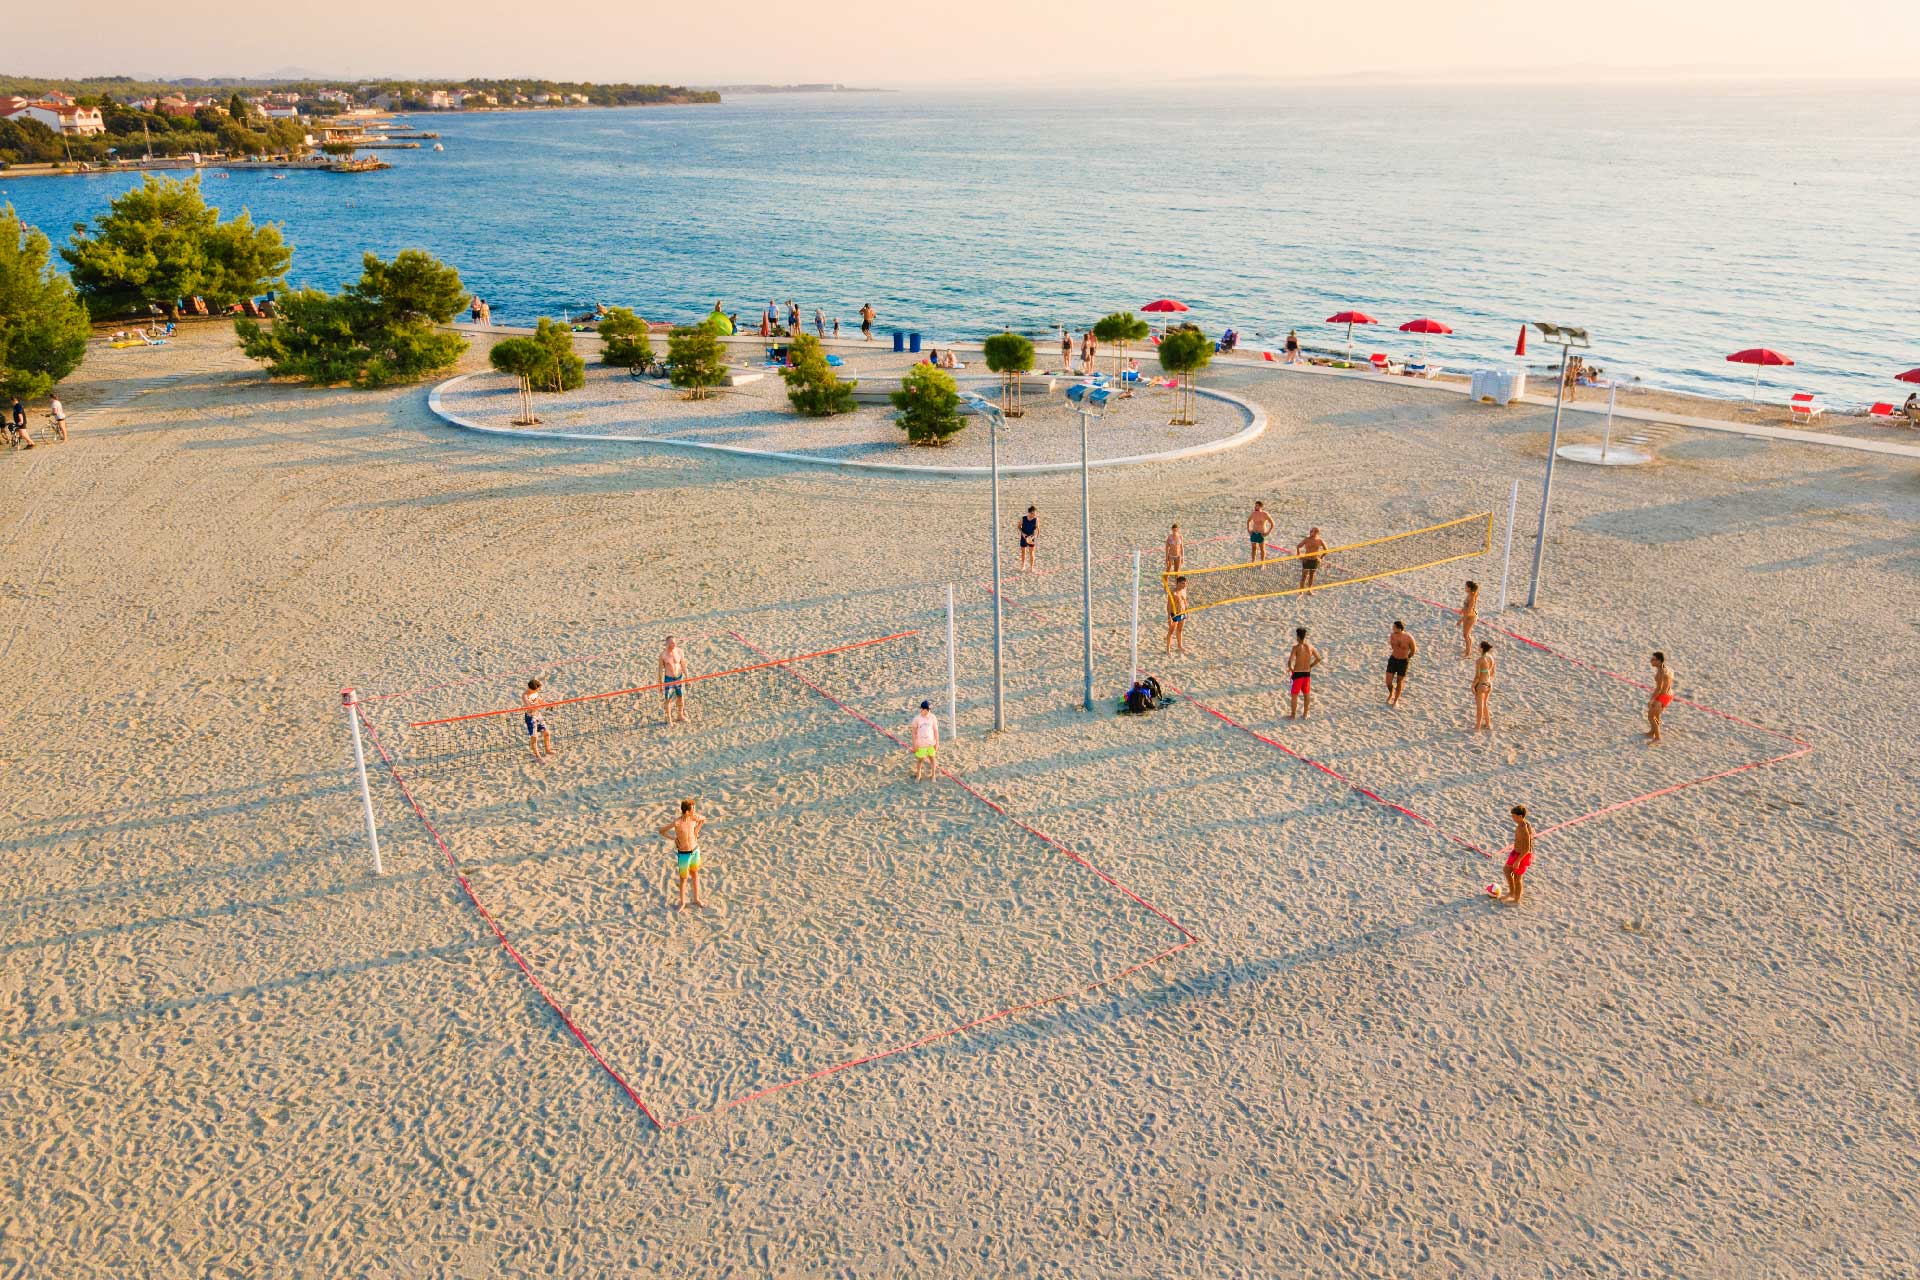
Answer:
[0,101,107,135]
[264,105,301,121]
[567,93,589,104]
[530,93,552,104]
[426,90,453,110]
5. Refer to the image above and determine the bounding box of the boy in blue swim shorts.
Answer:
[522,678,554,760]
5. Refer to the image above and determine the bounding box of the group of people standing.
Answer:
[748,299,879,342]
[8,396,68,450]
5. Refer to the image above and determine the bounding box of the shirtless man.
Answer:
[1647,651,1675,743]
[522,678,554,760]
[1287,626,1321,719]
[1247,501,1275,564]
[1296,527,1327,593]
[859,302,877,341]
[1018,506,1039,572]
[659,636,691,725]
[908,700,940,782]
[1164,523,1184,574]
[1165,575,1190,655]
[1458,580,1481,657]
[658,798,708,909]
[1385,620,1417,707]
[1491,804,1533,904]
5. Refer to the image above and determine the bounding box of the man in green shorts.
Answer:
[1248,501,1275,564]
[658,798,708,909]
[909,700,940,782]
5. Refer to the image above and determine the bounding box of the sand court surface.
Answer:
[2,327,1916,1276]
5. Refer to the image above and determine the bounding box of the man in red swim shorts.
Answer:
[1647,651,1675,744]
[1493,804,1534,905]
[1287,626,1320,720]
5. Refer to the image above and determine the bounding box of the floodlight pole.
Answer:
[989,408,1006,731]
[341,688,384,876]
[1526,325,1586,609]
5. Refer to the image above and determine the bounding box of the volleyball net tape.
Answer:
[1165,511,1493,614]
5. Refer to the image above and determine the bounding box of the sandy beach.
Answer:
[2,323,1916,1277]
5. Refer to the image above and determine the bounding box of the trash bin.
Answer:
[909,331,922,354]
[892,330,905,353]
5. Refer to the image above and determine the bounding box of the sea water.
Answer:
[6,84,1916,406]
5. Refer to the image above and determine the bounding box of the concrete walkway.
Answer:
[1217,355,1920,461]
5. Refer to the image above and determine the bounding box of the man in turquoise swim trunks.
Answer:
[1248,501,1274,564]
[658,798,708,909]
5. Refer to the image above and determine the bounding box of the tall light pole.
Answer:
[1065,383,1113,711]
[961,392,1008,730]
[1525,320,1591,609]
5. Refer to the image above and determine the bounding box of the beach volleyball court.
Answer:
[350,612,1194,1127]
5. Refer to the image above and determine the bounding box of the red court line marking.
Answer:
[353,706,665,1128]
[1161,679,1496,858]
[405,631,920,727]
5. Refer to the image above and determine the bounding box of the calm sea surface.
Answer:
[6,85,1916,404]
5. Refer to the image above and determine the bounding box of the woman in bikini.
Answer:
[1458,580,1480,657]
[1472,641,1495,731]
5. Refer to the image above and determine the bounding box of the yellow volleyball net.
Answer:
[1164,512,1493,615]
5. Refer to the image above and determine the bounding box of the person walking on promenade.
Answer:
[1247,501,1275,564]
[9,398,35,449]
[47,396,67,442]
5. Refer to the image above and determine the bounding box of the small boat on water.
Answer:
[432,143,444,152]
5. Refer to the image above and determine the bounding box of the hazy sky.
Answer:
[12,0,1917,85]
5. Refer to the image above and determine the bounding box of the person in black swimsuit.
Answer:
[1018,506,1039,572]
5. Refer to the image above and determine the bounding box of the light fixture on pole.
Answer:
[1064,382,1114,712]
[1525,320,1590,608]
[960,391,1008,731]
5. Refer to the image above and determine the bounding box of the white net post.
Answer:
[1497,479,1519,612]
[1129,550,1141,684]
[945,583,958,742]
[341,688,384,876]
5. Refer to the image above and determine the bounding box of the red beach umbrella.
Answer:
[1515,324,1528,357]
[1326,310,1378,364]
[1140,299,1189,313]
[1896,368,1920,384]
[1726,346,1794,398]
[1398,318,1452,367]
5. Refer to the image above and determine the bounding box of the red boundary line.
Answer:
[404,631,920,727]
[353,705,666,1129]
